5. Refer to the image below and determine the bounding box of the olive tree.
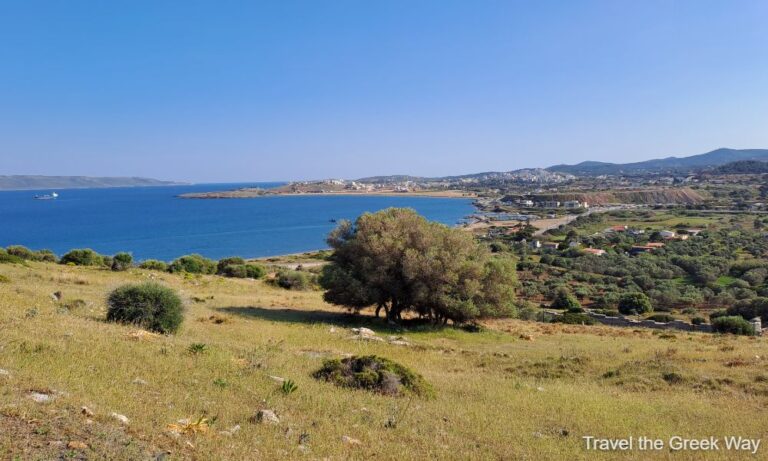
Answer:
[319,208,517,324]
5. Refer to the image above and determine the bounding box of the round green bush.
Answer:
[168,254,216,274]
[313,355,433,397]
[139,259,168,271]
[6,245,34,260]
[111,252,133,271]
[60,248,103,266]
[275,270,314,290]
[711,316,755,336]
[646,314,675,323]
[618,292,653,315]
[216,257,246,274]
[106,282,184,334]
[32,249,57,262]
[691,316,707,325]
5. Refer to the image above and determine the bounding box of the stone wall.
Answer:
[585,312,714,333]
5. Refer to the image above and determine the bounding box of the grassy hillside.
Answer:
[1,262,767,459]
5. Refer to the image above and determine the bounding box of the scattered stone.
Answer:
[49,441,65,448]
[520,334,534,341]
[388,339,410,346]
[329,327,337,333]
[536,386,545,392]
[51,291,62,302]
[67,441,88,450]
[110,412,130,425]
[132,378,148,385]
[81,406,95,417]
[341,435,361,446]
[269,375,285,384]
[352,327,375,336]
[29,392,53,403]
[0,369,9,377]
[251,409,279,424]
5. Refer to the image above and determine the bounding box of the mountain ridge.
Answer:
[546,148,768,176]
[0,175,183,190]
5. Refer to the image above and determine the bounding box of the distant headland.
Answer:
[0,175,185,190]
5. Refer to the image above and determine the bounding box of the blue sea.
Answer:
[0,183,475,261]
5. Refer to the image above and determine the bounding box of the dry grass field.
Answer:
[1,261,768,460]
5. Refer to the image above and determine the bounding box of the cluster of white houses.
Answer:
[510,198,589,209]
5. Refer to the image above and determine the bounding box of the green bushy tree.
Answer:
[60,248,103,266]
[168,254,216,274]
[111,252,133,271]
[139,259,168,271]
[618,292,653,315]
[319,208,517,324]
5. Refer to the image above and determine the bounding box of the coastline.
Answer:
[178,189,477,200]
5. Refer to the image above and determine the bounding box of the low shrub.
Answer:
[711,316,755,336]
[553,313,596,325]
[646,314,675,323]
[168,254,216,274]
[221,263,266,279]
[691,316,707,325]
[0,250,23,264]
[5,245,34,260]
[216,257,245,275]
[106,282,184,334]
[313,355,433,397]
[32,249,57,262]
[0,274,10,283]
[709,309,728,321]
[111,252,133,271]
[60,248,103,266]
[275,269,314,290]
[139,259,168,271]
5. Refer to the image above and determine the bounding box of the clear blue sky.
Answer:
[2,1,767,182]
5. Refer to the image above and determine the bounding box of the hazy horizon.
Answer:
[3,1,768,182]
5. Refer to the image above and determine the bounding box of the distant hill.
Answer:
[710,160,768,175]
[0,175,183,190]
[547,148,768,176]
[356,168,573,184]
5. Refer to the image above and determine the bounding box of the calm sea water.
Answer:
[0,183,475,261]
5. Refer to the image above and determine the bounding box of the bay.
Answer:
[0,183,475,261]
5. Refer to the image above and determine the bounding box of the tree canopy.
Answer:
[319,208,517,324]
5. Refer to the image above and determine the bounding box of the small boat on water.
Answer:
[34,192,59,200]
[329,218,337,223]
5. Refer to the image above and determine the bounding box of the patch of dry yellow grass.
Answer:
[1,262,767,460]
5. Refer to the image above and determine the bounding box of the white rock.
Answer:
[29,392,53,403]
[110,412,130,425]
[0,369,9,377]
[252,409,279,424]
[132,378,148,385]
[269,375,285,384]
[81,406,95,417]
[353,327,376,336]
[341,435,361,445]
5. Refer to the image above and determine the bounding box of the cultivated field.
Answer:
[1,262,767,460]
